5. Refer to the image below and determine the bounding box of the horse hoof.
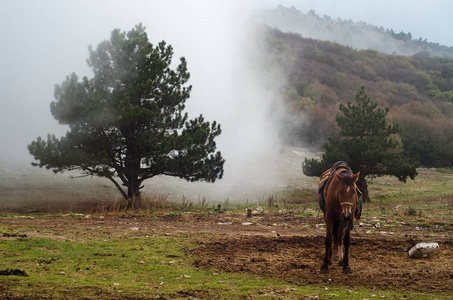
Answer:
[338,260,344,267]
[320,267,329,274]
[343,266,352,274]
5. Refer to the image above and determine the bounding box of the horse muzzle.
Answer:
[340,201,354,220]
[342,211,352,221]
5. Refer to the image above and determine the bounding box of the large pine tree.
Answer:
[28,24,224,208]
[303,86,419,202]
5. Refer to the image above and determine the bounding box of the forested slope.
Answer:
[255,5,453,59]
[253,26,453,167]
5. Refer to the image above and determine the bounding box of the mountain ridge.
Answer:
[254,5,453,59]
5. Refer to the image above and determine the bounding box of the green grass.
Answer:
[296,211,315,219]
[2,231,443,299]
[368,169,453,203]
[435,168,453,174]
[0,233,304,298]
[0,234,198,299]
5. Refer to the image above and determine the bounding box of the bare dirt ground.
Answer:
[2,212,452,295]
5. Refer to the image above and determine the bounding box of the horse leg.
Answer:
[337,219,345,267]
[328,246,332,265]
[321,220,332,273]
[328,219,339,266]
[332,219,344,266]
[343,228,352,274]
[338,244,344,267]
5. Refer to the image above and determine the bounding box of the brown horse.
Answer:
[318,162,360,274]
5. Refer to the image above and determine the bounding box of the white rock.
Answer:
[408,242,439,258]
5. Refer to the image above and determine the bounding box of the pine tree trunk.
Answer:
[358,174,370,203]
[127,180,142,209]
[125,140,142,209]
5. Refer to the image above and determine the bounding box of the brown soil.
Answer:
[2,212,452,295]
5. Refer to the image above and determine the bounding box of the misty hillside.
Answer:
[249,25,453,168]
[254,5,453,59]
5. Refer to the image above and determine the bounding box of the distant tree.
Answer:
[398,115,446,167]
[397,103,453,167]
[28,24,224,208]
[307,9,318,17]
[303,86,419,202]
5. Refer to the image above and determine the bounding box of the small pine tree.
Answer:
[303,86,419,202]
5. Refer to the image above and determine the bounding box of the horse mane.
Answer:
[338,170,356,187]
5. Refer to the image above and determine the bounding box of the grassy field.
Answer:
[3,231,443,300]
[1,168,452,299]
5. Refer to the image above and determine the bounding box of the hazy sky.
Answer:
[1,0,452,166]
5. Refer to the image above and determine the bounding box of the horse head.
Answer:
[334,171,360,220]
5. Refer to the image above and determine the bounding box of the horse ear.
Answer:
[352,172,360,183]
[334,172,342,182]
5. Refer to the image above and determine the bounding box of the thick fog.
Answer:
[0,1,292,201]
[1,1,452,202]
